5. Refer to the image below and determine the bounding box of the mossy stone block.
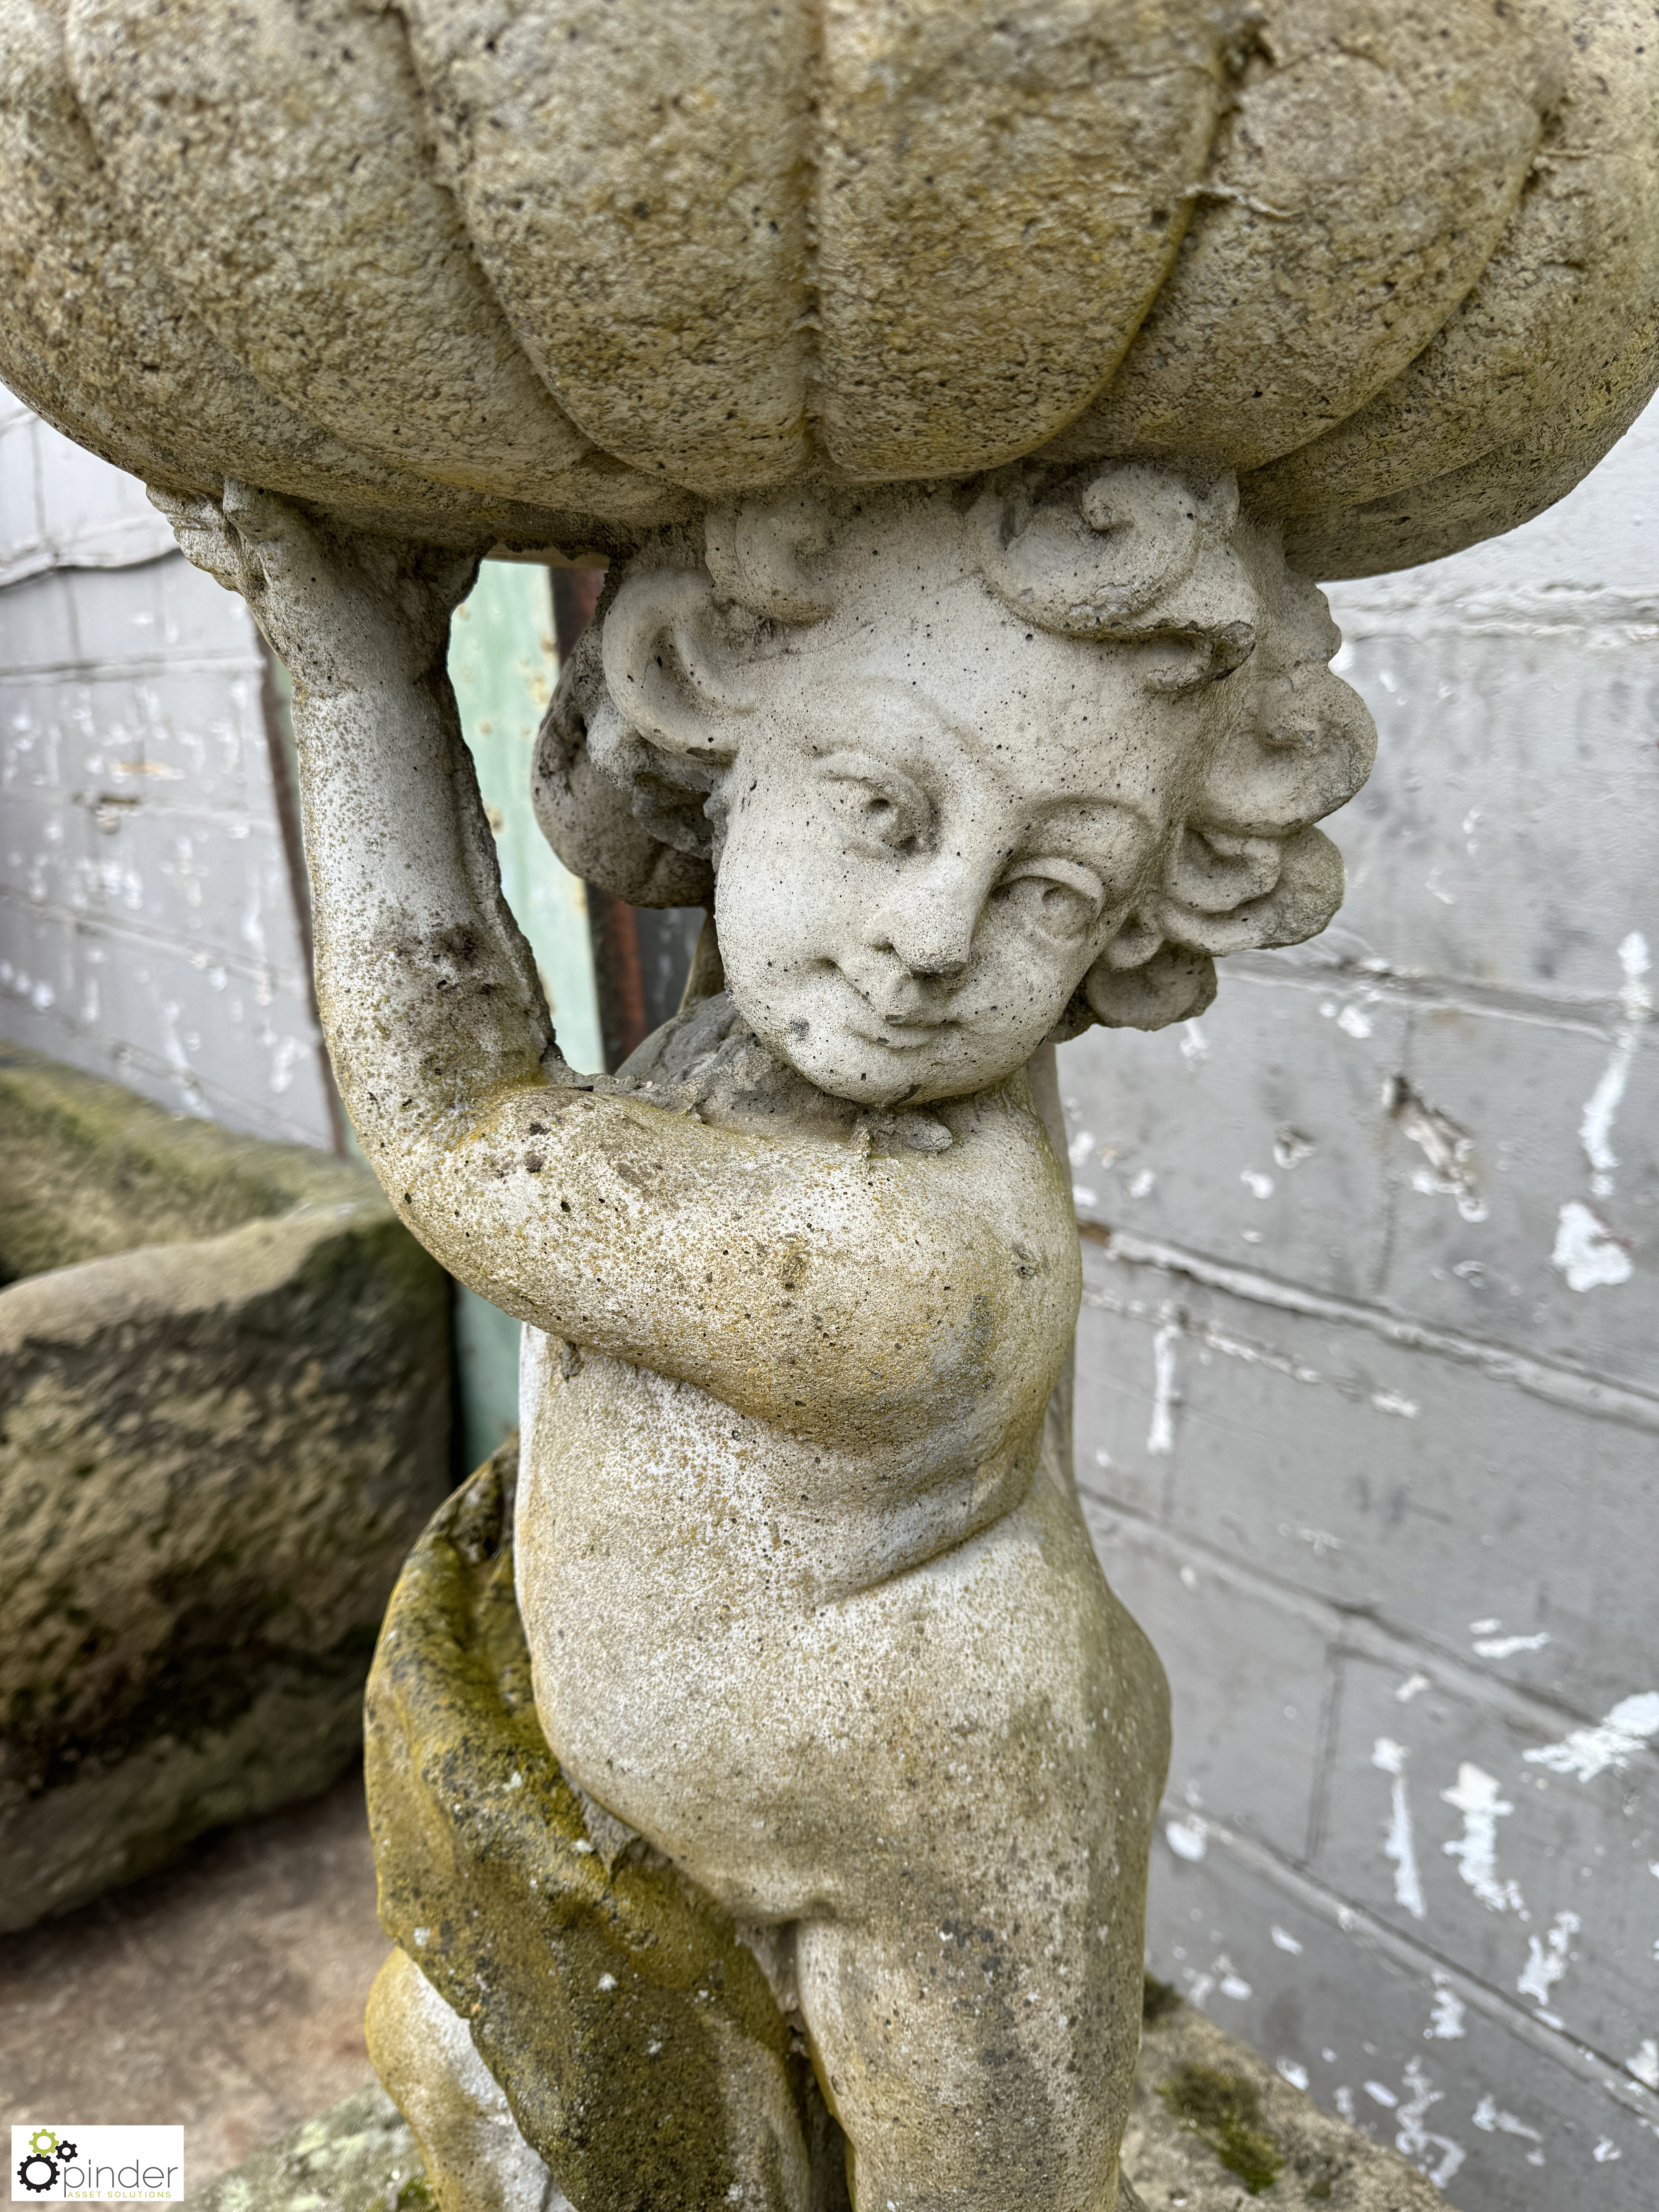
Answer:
[0,1048,452,1930]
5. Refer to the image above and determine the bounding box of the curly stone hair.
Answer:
[533,462,1375,1035]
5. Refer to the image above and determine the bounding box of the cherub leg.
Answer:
[796,1898,1136,2212]
[366,1948,567,2212]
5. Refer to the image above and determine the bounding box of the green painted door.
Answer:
[447,563,603,1473]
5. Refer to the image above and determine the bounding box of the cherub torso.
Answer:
[510,1046,1098,1918]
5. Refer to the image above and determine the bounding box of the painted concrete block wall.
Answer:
[0,390,337,1148]
[1062,402,1659,2206]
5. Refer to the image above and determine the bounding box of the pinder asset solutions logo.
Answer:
[11,2128,183,2202]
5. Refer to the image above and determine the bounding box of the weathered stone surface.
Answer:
[1,3,1655,570]
[179,1982,1454,2212]
[1247,0,1659,579]
[66,0,668,526]
[0,0,584,548]
[0,1045,452,1930]
[365,1444,830,2212]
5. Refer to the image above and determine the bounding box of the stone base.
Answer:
[181,1982,1455,2212]
[1121,1983,1448,2209]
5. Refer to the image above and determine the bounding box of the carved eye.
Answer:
[818,752,930,855]
[998,858,1106,940]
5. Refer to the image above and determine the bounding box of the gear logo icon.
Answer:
[17,2130,77,2193]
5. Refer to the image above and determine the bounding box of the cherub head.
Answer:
[535,463,1375,1107]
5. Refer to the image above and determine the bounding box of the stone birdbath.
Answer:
[4,4,1655,2208]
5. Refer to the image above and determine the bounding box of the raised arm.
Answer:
[159,487,560,1144]
[155,489,1075,1456]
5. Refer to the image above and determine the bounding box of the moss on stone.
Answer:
[0,1044,366,1278]
[0,1048,452,1930]
[1141,1970,1183,2026]
[180,2086,426,2212]
[1158,2061,1285,2196]
[366,1443,840,2212]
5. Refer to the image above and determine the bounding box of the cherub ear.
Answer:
[599,568,756,763]
[1047,919,1215,1039]
[1083,939,1217,1031]
[1152,824,1345,957]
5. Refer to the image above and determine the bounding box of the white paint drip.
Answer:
[1626,2040,1659,2091]
[1373,1738,1427,1921]
[268,1030,304,1097]
[1240,1168,1275,1199]
[1369,1389,1419,1419]
[1472,2095,1545,2170]
[1288,1523,1344,1558]
[1523,1690,1659,1781]
[1147,1324,1178,1456]
[1472,1631,1550,1659]
[1552,1199,1633,1292]
[1441,1765,1525,1914]
[1211,1330,1321,1386]
[1125,1166,1156,1199]
[1067,1127,1097,1168]
[1579,932,1650,1197]
[1396,1673,1431,1704]
[1395,2059,1467,2189]
[1165,1816,1207,1863]
[1517,1910,1580,2011]
[1182,1951,1247,2010]
[1276,2058,1310,2090]
[1337,1001,1374,1039]
[1270,1926,1304,1956]
[1594,2138,1623,2162]
[1426,1978,1467,2041]
[1179,1019,1209,1065]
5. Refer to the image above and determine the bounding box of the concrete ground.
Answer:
[0,1767,387,2189]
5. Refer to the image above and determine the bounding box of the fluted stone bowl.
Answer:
[3,0,1656,575]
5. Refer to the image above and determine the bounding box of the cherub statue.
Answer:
[157,461,1375,2212]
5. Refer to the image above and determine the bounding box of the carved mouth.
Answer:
[843,1005,952,1051]
[838,972,954,1050]
[848,1022,943,1052]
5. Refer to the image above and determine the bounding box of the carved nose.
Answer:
[905,944,970,981]
[876,915,969,986]
[870,908,974,985]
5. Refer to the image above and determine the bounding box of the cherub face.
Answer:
[714,570,1226,1105]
